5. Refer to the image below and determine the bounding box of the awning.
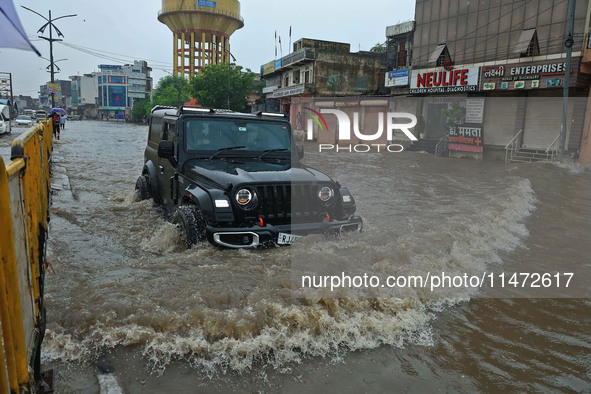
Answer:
[428,44,447,65]
[0,0,41,55]
[514,29,537,54]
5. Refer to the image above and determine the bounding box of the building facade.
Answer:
[261,38,384,129]
[96,60,153,119]
[14,95,34,113]
[70,74,99,118]
[408,0,591,157]
[38,80,72,111]
[384,21,415,96]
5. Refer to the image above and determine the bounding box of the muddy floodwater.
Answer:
[37,121,591,392]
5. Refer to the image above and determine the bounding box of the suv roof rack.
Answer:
[256,111,289,119]
[179,106,215,114]
[151,105,176,113]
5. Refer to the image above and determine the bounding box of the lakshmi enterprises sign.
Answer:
[410,67,479,94]
[480,58,579,91]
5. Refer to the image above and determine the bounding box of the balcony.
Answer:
[280,49,315,69]
[270,83,314,99]
[260,49,315,77]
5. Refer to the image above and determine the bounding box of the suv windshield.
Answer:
[185,118,291,154]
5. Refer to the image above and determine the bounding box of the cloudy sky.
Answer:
[1,0,415,98]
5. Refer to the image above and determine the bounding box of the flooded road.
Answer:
[41,121,591,392]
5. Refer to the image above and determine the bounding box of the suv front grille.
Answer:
[252,184,332,223]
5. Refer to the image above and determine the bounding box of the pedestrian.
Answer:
[50,111,61,140]
[60,114,66,130]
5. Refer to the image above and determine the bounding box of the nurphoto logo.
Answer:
[304,108,418,153]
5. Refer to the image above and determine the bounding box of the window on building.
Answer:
[515,29,540,57]
[387,36,411,68]
[304,70,311,84]
[284,76,289,87]
[293,70,300,85]
[398,42,407,67]
[429,44,452,68]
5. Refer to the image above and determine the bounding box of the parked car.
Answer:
[15,115,33,127]
[35,110,49,122]
[0,105,11,134]
[136,106,363,249]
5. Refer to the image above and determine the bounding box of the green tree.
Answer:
[132,98,150,122]
[152,75,191,108]
[442,102,466,133]
[370,42,387,53]
[189,63,256,112]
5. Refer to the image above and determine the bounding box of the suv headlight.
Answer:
[235,188,258,210]
[318,186,334,204]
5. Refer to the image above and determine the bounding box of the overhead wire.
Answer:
[412,0,571,65]
[58,41,173,66]
[27,33,173,69]
[430,33,587,66]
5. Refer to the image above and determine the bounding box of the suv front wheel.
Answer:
[135,175,151,201]
[173,205,206,249]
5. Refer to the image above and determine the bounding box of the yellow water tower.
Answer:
[158,0,244,78]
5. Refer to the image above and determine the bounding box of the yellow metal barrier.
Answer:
[1,120,53,393]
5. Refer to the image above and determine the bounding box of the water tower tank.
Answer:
[158,0,244,78]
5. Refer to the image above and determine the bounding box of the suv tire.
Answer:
[135,175,151,201]
[173,205,206,248]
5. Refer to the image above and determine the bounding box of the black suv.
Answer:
[136,106,362,248]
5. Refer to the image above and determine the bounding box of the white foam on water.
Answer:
[109,191,140,208]
[42,298,437,376]
[139,222,182,255]
[42,175,537,376]
[550,159,591,175]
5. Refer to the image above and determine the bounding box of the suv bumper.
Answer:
[206,216,363,249]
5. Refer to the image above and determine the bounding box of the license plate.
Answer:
[277,232,302,245]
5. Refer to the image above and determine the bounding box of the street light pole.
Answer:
[22,7,77,108]
[48,10,55,107]
[224,43,237,110]
[559,0,576,157]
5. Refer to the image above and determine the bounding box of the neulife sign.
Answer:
[410,67,479,94]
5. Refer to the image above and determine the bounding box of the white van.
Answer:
[0,105,11,135]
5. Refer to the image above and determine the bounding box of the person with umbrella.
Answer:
[49,109,62,140]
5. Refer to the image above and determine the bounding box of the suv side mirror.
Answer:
[297,144,304,159]
[158,140,175,159]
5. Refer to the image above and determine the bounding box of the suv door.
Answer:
[157,121,179,205]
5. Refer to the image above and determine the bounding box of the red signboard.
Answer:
[410,67,480,94]
[448,144,483,153]
[448,125,484,153]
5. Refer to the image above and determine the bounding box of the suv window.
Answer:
[184,118,291,152]
[149,117,163,143]
[167,122,179,157]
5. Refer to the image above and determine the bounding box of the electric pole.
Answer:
[559,0,576,157]
[21,7,76,108]
[224,43,237,110]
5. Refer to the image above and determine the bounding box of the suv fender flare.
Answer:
[143,161,162,203]
[184,184,214,214]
